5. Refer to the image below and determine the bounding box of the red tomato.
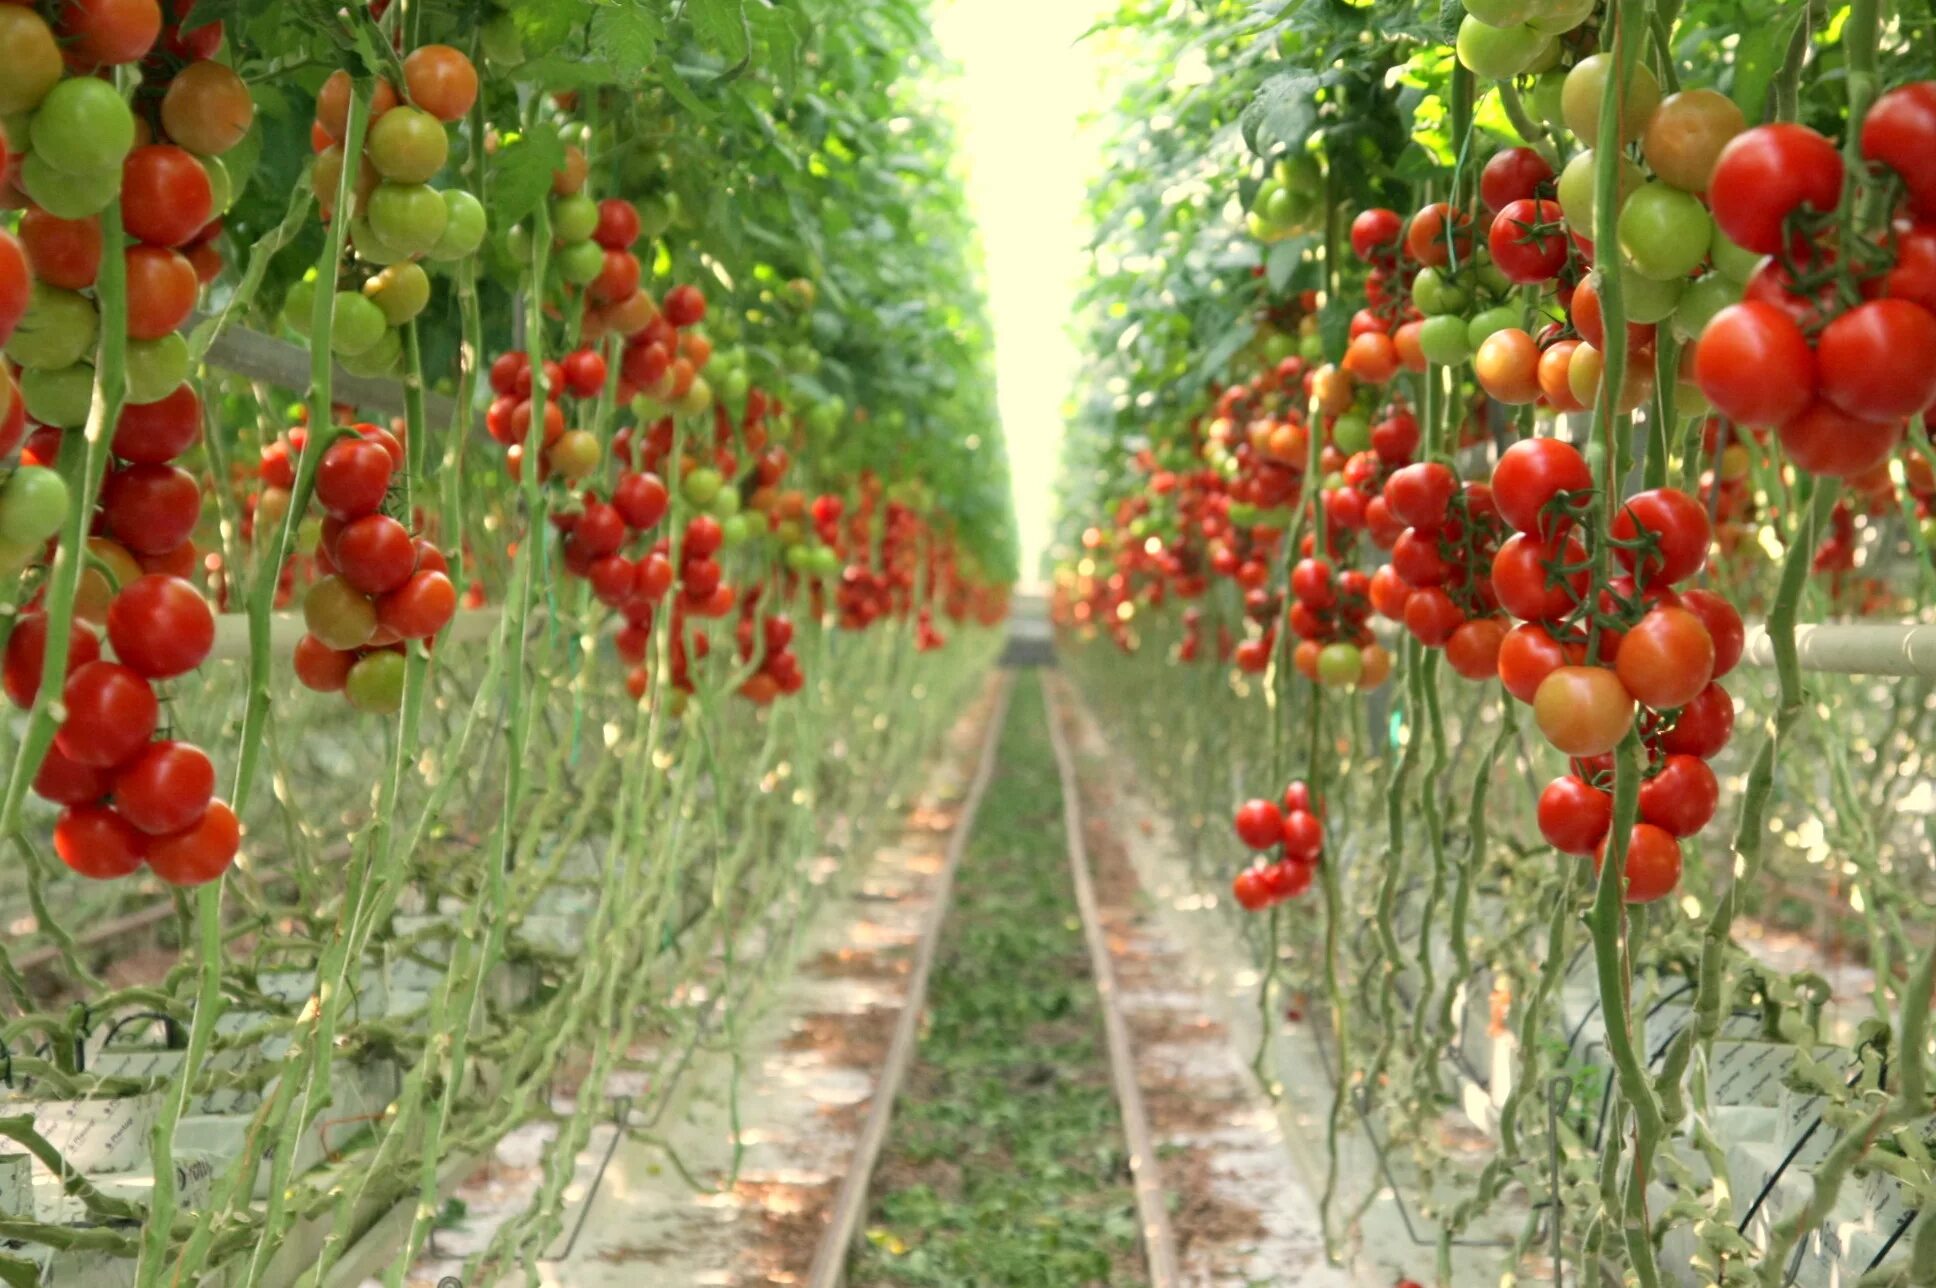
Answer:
[101,462,201,555]
[1261,859,1315,900]
[1861,82,1936,216]
[1489,198,1567,283]
[1406,202,1472,268]
[1694,302,1817,426]
[1614,606,1715,709]
[1384,462,1458,529]
[1482,147,1554,212]
[376,570,456,639]
[1873,221,1936,313]
[1708,123,1843,254]
[1610,488,1710,588]
[54,804,148,879]
[1498,622,1583,703]
[293,634,354,692]
[1369,564,1414,620]
[0,231,27,346]
[112,738,214,834]
[106,574,214,679]
[1570,276,1656,354]
[1491,531,1589,623]
[113,383,200,463]
[145,798,239,885]
[663,284,707,327]
[1538,775,1612,855]
[121,146,214,248]
[1343,331,1400,383]
[58,0,160,67]
[1678,589,1744,678]
[1234,798,1284,849]
[1232,868,1271,911]
[55,661,158,768]
[1657,681,1734,758]
[1639,754,1719,837]
[19,209,102,290]
[1533,665,1634,757]
[1595,823,1682,903]
[4,614,101,709]
[1350,207,1404,261]
[1777,400,1904,479]
[315,438,394,518]
[1403,587,1464,647]
[1281,809,1324,862]
[1815,299,1936,422]
[594,198,640,250]
[1446,617,1507,680]
[33,744,112,806]
[1492,437,1593,537]
[1391,527,1451,588]
[124,245,199,339]
[1290,558,1335,608]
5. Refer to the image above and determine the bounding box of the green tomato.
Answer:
[331,291,389,357]
[126,334,189,405]
[1332,411,1370,454]
[7,284,98,370]
[1672,273,1740,342]
[717,366,750,403]
[806,402,839,437]
[551,193,598,244]
[1466,304,1523,349]
[810,545,841,578]
[365,262,430,326]
[1527,0,1595,32]
[784,544,813,573]
[1419,315,1474,366]
[19,364,94,428]
[1614,265,1685,325]
[1556,148,1643,232]
[366,106,448,184]
[1531,70,1568,129]
[0,465,69,546]
[1456,16,1547,78]
[682,467,723,507]
[481,11,525,65]
[282,278,317,337]
[30,78,135,175]
[345,651,407,714]
[1618,183,1712,282]
[1922,516,1936,549]
[366,183,448,257]
[1464,0,1532,25]
[350,214,412,267]
[637,194,674,238]
[339,326,403,376]
[1316,642,1364,687]
[296,516,323,555]
[1411,267,1468,316]
[1263,331,1297,364]
[1562,53,1662,145]
[1298,334,1324,362]
[720,514,751,548]
[708,486,741,519]
[556,238,605,286]
[430,189,487,261]
[1475,258,1513,297]
[504,223,533,264]
[1709,225,1764,283]
[18,153,119,218]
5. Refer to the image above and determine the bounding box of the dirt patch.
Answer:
[782,1006,899,1071]
[1128,1007,1228,1049]
[733,1176,840,1281]
[802,945,911,981]
[1164,1142,1270,1259]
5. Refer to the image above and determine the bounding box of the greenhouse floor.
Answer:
[346,667,1514,1288]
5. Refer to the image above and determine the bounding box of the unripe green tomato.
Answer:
[481,11,525,65]
[1412,267,1468,316]
[807,403,839,437]
[1617,183,1712,282]
[1456,16,1547,79]
[674,375,712,416]
[1228,501,1259,526]
[1475,258,1512,296]
[126,334,190,404]
[1262,186,1295,224]
[1527,0,1594,33]
[786,343,820,374]
[1299,334,1324,362]
[346,651,407,714]
[1332,411,1370,454]
[366,106,448,184]
[784,544,812,573]
[350,215,411,267]
[1709,225,1764,283]
[31,78,135,176]
[810,545,840,577]
[365,262,431,326]
[1531,70,1568,129]
[1467,304,1522,349]
[1922,516,1936,548]
[0,465,68,545]
[637,194,675,238]
[1418,315,1474,366]
[717,367,750,403]
[1671,273,1741,343]
[19,364,93,428]
[331,291,389,357]
[720,514,751,548]
[682,467,723,507]
[505,223,532,263]
[1616,264,1684,324]
[296,516,324,555]
[1562,53,1662,145]
[551,194,598,244]
[709,485,741,519]
[1556,148,1643,231]
[1677,378,1710,417]
[340,326,403,376]
[1463,0,1532,26]
[1522,34,1562,73]
[556,238,605,285]
[8,284,98,370]
[366,182,449,257]
[282,278,317,337]
[1316,642,1363,687]
[1263,331,1297,363]
[0,537,38,576]
[429,189,487,261]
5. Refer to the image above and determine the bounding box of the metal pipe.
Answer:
[1739,623,1936,679]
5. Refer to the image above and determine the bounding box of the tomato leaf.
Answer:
[1242,71,1323,158]
[488,130,566,232]
[1728,7,1807,124]
[589,3,662,66]
[688,0,750,65]
[1266,235,1313,293]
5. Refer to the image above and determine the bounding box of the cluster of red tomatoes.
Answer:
[486,345,607,484]
[293,48,483,377]
[1286,557,1390,689]
[1693,83,1936,481]
[1229,781,1325,910]
[1366,461,1515,680]
[292,424,455,712]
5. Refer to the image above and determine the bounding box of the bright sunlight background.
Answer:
[932,0,1119,589]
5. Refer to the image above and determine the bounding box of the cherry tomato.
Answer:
[332,514,417,595]
[1533,665,1634,757]
[1778,400,1904,479]
[145,798,238,885]
[1234,798,1284,849]
[376,569,456,639]
[122,145,214,248]
[1281,809,1324,862]
[315,437,394,518]
[1406,202,1472,269]
[1489,198,1566,283]
[1639,754,1719,838]
[33,744,112,806]
[101,462,201,555]
[1862,81,1936,216]
[54,804,148,878]
[1383,462,1458,529]
[4,614,101,708]
[1350,207,1403,261]
[1446,617,1507,680]
[1492,531,1589,623]
[293,633,354,692]
[1816,299,1936,422]
[112,738,214,834]
[1610,488,1709,588]
[1595,823,1682,903]
[401,44,478,122]
[1657,681,1734,758]
[1481,147,1554,212]
[19,209,102,290]
[1643,89,1745,193]
[1614,606,1715,709]
[1693,301,1816,426]
[1708,124,1843,254]
[106,574,213,679]
[55,660,158,767]
[160,59,254,155]
[1538,775,1612,855]
[1232,868,1270,911]
[1498,623,1582,703]
[1678,588,1744,678]
[1403,587,1464,647]
[58,0,161,68]
[124,244,199,339]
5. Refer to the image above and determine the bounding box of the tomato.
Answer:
[159,60,254,156]
[1384,462,1457,529]
[1536,340,1586,412]
[1368,564,1413,621]
[123,245,199,339]
[329,514,414,595]
[595,198,640,250]
[1693,301,1815,426]
[1489,198,1566,283]
[1476,328,1542,404]
[54,804,148,878]
[1569,275,1655,353]
[33,743,112,806]
[1351,207,1403,261]
[1638,754,1719,838]
[315,437,394,518]
[1777,400,1904,479]
[1455,16,1548,78]
[1403,586,1464,646]
[366,106,448,184]
[0,463,66,547]
[1492,531,1587,622]
[112,739,213,834]
[1679,588,1743,678]
[1538,775,1612,855]
[30,77,137,176]
[1280,810,1323,863]
[614,471,669,530]
[19,209,102,290]
[145,798,238,885]
[1708,124,1843,254]
[1657,681,1733,758]
[58,0,160,68]
[1481,146,1554,212]
[1498,622,1582,703]
[100,463,199,555]
[1532,665,1634,757]
[0,8,63,115]
[1343,331,1399,384]
[4,614,100,708]
[1262,859,1315,901]
[365,262,430,326]
[292,634,353,692]
[377,569,456,639]
[56,660,158,767]
[1596,824,1681,903]
[1312,642,1360,686]
[367,182,449,256]
[1874,221,1936,314]
[1234,798,1283,849]
[1613,605,1714,709]
[1391,527,1451,588]
[303,575,376,651]
[402,44,478,122]
[1610,488,1709,588]
[1618,183,1712,282]
[1642,89,1745,193]
[117,146,214,252]
[1446,617,1507,680]
[0,230,28,347]
[1491,438,1590,537]
[1862,82,1936,216]
[1816,300,1936,422]
[1232,868,1270,911]
[1289,557,1334,608]
[1562,53,1661,145]
[1406,202,1472,269]
[105,574,213,679]
[664,284,707,328]
[563,349,608,398]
